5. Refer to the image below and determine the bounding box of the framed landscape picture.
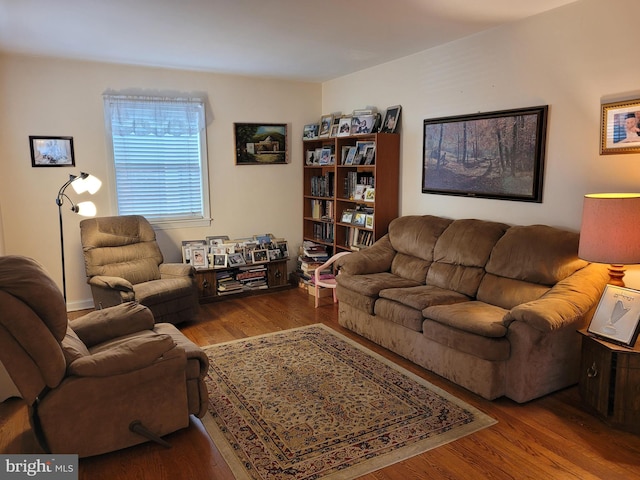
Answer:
[235,123,288,165]
[422,105,548,203]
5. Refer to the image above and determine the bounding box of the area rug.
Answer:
[202,324,496,479]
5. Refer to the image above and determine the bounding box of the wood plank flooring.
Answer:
[1,287,639,479]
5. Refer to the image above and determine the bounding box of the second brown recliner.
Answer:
[80,215,198,324]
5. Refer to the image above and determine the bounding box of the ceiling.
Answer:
[0,0,579,82]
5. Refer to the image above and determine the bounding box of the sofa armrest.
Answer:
[88,275,134,293]
[160,263,195,279]
[340,235,396,275]
[71,302,155,347]
[68,334,177,377]
[505,263,609,332]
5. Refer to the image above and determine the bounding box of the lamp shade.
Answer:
[71,174,102,195]
[578,193,640,264]
[76,201,97,217]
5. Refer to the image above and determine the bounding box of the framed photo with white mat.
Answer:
[588,284,640,347]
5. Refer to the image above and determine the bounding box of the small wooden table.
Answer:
[578,329,640,435]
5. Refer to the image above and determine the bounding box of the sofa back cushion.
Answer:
[427,219,508,297]
[388,215,453,283]
[477,225,588,309]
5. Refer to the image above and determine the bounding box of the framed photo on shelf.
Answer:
[351,115,375,135]
[363,145,376,165]
[190,246,209,269]
[227,252,246,267]
[337,116,352,137]
[251,249,269,263]
[234,123,288,165]
[182,240,206,263]
[319,147,333,165]
[319,114,333,138]
[588,284,640,347]
[380,105,401,133]
[213,254,228,268]
[275,240,289,258]
[365,214,374,229]
[30,136,75,167]
[303,123,319,140]
[344,146,357,165]
[601,99,640,154]
[206,235,230,246]
[341,210,354,223]
[364,187,375,202]
[422,105,547,202]
[352,212,366,227]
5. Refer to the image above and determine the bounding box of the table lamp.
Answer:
[578,193,640,286]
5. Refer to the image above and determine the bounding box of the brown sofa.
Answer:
[336,215,609,403]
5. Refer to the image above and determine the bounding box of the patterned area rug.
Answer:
[202,324,496,479]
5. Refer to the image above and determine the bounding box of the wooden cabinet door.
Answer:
[268,261,288,287]
[579,336,612,417]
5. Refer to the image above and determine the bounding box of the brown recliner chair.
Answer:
[80,215,198,324]
[0,255,209,458]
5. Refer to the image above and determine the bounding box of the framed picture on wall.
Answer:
[422,105,548,202]
[601,99,640,155]
[234,123,288,165]
[30,136,75,167]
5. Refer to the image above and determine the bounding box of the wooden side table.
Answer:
[578,329,640,435]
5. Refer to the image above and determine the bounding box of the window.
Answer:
[103,94,210,227]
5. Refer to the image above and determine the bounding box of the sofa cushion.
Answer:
[427,219,508,297]
[390,253,431,284]
[374,299,425,332]
[477,274,550,310]
[379,285,470,310]
[422,319,511,362]
[423,301,510,338]
[336,272,421,298]
[388,215,453,261]
[484,225,587,285]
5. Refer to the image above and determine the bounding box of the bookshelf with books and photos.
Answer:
[182,234,292,302]
[303,106,400,257]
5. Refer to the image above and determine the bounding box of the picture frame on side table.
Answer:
[251,249,269,263]
[227,252,246,267]
[588,284,640,347]
[601,99,640,154]
[234,123,288,165]
[30,136,75,167]
[190,246,209,269]
[422,105,548,202]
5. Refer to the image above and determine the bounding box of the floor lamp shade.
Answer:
[579,194,640,285]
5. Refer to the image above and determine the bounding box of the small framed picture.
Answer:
[365,214,374,229]
[30,136,75,167]
[364,187,375,202]
[227,252,246,267]
[601,99,640,154]
[251,249,269,263]
[268,249,282,261]
[303,123,319,140]
[341,210,354,223]
[319,114,333,138]
[206,235,230,246]
[352,212,366,226]
[319,147,333,165]
[380,105,401,133]
[182,240,206,263]
[588,284,640,347]
[337,116,352,137]
[351,115,375,135]
[275,241,289,258]
[363,145,376,165]
[190,246,209,269]
[213,254,228,268]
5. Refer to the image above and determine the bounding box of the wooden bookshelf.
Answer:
[303,133,399,254]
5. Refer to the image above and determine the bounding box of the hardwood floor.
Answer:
[1,288,639,479]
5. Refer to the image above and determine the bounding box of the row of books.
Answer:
[345,227,375,250]
[311,223,333,243]
[343,172,374,200]
[310,199,333,221]
[310,172,334,197]
[216,265,268,295]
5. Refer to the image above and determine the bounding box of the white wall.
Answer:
[322,0,640,287]
[0,55,320,309]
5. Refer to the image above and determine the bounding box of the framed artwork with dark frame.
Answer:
[234,123,288,165]
[601,99,640,155]
[30,136,75,167]
[588,284,640,347]
[422,105,548,203]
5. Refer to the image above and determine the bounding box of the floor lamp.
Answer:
[578,193,640,286]
[56,172,102,302]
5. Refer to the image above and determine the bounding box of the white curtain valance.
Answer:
[103,94,204,136]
